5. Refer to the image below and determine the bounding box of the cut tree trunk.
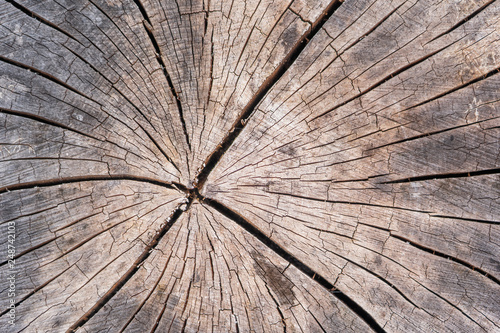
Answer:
[1,0,499,332]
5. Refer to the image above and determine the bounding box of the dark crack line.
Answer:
[380,168,500,184]
[1,104,180,178]
[426,0,497,44]
[133,0,191,151]
[0,107,100,141]
[0,236,56,268]
[62,46,180,170]
[310,312,328,333]
[4,0,79,44]
[4,0,108,67]
[203,0,210,36]
[0,175,187,195]
[200,195,385,333]
[117,247,175,332]
[0,216,154,318]
[0,203,74,226]
[391,234,500,286]
[303,228,420,310]
[410,277,487,331]
[195,0,345,189]
[137,122,181,173]
[66,200,191,333]
[430,215,500,225]
[85,0,186,151]
[21,245,135,332]
[306,225,419,277]
[0,265,74,317]
[264,283,287,332]
[365,118,497,152]
[395,66,500,115]
[266,190,433,214]
[13,199,179,274]
[309,38,465,122]
[198,30,214,155]
[0,55,99,105]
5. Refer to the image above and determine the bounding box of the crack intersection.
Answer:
[5,0,497,331]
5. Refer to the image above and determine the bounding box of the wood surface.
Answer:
[0,0,499,332]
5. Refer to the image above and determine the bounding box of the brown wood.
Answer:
[1,0,499,332]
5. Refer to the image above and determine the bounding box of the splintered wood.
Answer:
[0,0,499,332]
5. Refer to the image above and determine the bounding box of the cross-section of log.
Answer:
[1,0,499,332]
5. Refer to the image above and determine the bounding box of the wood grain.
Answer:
[1,0,499,332]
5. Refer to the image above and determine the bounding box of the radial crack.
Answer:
[365,118,497,151]
[0,107,100,141]
[310,39,463,122]
[395,66,500,115]
[0,55,98,104]
[380,168,500,184]
[4,0,79,43]
[391,234,500,285]
[133,0,192,151]
[264,283,287,332]
[199,194,385,333]
[195,0,346,189]
[0,175,186,194]
[426,0,497,44]
[62,45,180,169]
[66,200,191,332]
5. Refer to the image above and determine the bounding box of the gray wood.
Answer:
[1,0,499,332]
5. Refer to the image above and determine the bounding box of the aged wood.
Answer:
[0,0,499,332]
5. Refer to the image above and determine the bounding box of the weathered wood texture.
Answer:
[0,0,499,332]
